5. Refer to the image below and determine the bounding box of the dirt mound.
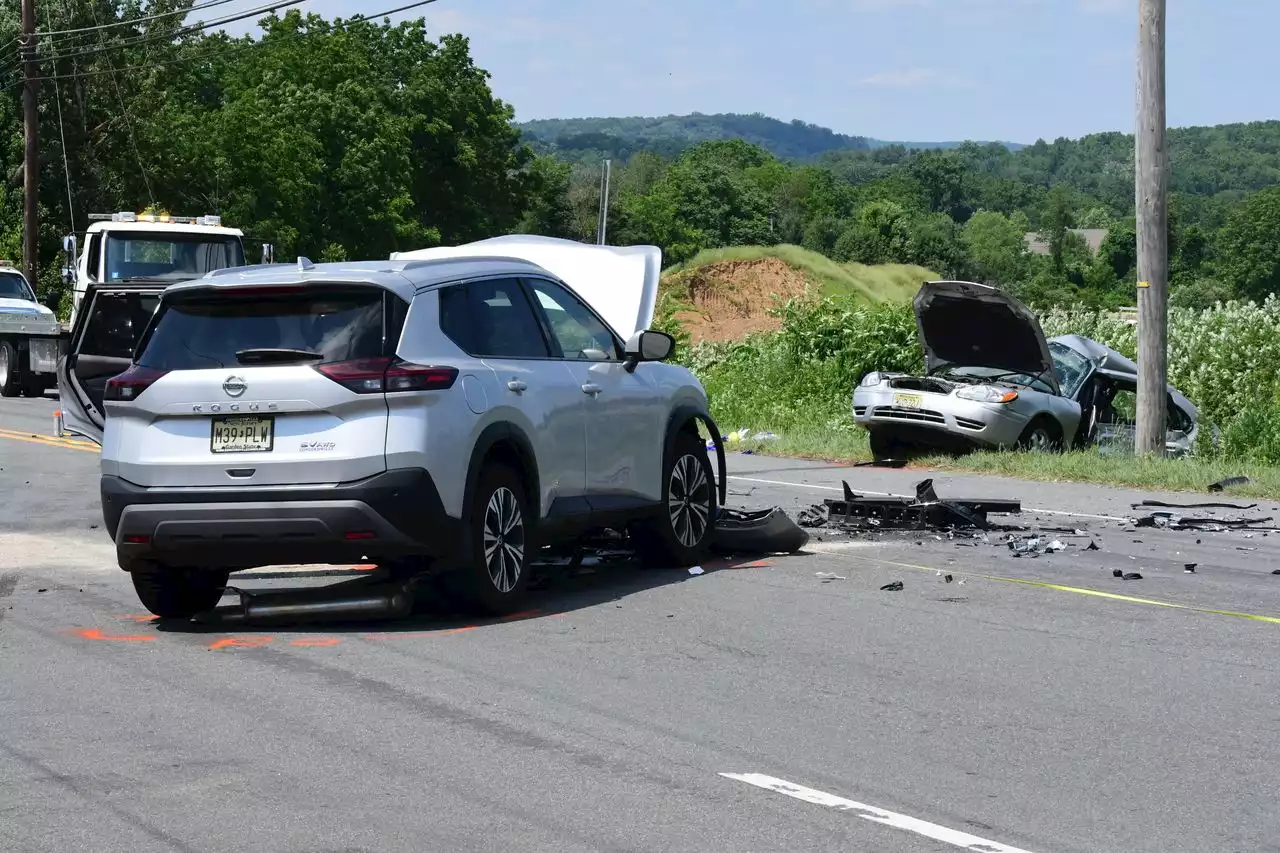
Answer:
[663,258,813,343]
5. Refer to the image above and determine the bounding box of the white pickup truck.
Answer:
[0,261,61,397]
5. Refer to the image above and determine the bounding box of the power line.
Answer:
[39,0,76,234]
[38,0,241,39]
[4,0,443,89]
[34,0,308,65]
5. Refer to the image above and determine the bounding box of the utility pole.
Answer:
[596,159,612,245]
[1135,0,1168,456]
[20,0,40,288]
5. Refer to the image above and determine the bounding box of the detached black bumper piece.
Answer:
[101,468,462,571]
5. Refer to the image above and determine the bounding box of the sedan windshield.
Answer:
[1049,341,1093,399]
[105,231,244,283]
[938,365,1055,394]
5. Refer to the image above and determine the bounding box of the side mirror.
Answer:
[261,243,275,265]
[62,234,76,254]
[61,235,77,285]
[623,329,675,373]
[61,266,75,287]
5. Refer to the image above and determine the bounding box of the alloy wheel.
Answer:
[482,486,524,593]
[668,454,711,548]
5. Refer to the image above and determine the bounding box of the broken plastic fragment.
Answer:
[1184,563,1197,573]
[880,580,904,592]
[815,572,846,581]
[1086,540,1100,551]
[1208,476,1250,493]
[1123,572,1143,580]
[688,566,704,576]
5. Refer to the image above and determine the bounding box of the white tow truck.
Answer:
[61,211,272,326]
[0,260,61,397]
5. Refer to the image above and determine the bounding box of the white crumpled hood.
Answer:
[392,235,662,338]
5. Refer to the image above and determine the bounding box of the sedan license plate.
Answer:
[893,393,923,409]
[210,416,274,453]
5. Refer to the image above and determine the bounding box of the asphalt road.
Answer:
[3,394,1279,853]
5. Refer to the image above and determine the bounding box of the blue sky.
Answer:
[220,0,1280,144]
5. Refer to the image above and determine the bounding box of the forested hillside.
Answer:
[517,113,1022,163]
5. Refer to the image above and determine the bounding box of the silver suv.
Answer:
[58,237,725,618]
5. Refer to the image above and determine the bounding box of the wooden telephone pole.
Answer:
[20,0,40,288]
[1135,0,1168,456]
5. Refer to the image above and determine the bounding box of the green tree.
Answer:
[1038,185,1077,272]
[514,156,574,238]
[832,201,909,264]
[905,212,969,277]
[1214,187,1280,300]
[961,210,1029,285]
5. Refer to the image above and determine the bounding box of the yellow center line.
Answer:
[0,428,100,453]
[839,552,1280,626]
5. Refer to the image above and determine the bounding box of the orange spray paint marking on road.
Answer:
[289,637,341,647]
[208,636,274,650]
[70,628,154,642]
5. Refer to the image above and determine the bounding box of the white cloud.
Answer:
[857,68,978,89]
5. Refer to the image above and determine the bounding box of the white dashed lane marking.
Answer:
[721,773,1038,853]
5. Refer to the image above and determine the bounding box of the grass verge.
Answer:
[730,426,1280,500]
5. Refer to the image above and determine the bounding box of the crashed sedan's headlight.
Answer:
[859,372,884,387]
[955,385,1018,404]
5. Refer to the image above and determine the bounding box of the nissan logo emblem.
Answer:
[223,376,247,397]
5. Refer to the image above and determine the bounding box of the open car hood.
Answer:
[392,235,662,338]
[913,280,1056,386]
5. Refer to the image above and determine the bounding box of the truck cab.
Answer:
[63,212,270,326]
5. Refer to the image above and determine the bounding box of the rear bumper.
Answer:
[101,467,462,571]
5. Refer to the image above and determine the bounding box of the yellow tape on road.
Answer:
[0,427,100,453]
[844,553,1280,626]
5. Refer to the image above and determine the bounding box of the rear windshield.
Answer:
[137,287,405,370]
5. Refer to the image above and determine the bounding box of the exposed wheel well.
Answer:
[465,432,540,517]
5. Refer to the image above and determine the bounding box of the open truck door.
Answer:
[56,282,163,444]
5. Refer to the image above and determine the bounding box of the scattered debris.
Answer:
[815,572,846,582]
[688,566,705,576]
[1134,512,1275,531]
[1123,572,1143,581]
[1185,564,1197,573]
[1208,476,1250,493]
[1086,540,1100,551]
[1006,535,1068,557]
[1112,569,1123,578]
[1134,499,1258,510]
[712,507,809,554]
[944,574,954,583]
[1272,570,1280,576]
[852,459,908,469]
[880,581,904,592]
[801,478,1021,533]
[37,588,47,593]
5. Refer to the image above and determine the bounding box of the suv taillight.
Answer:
[104,365,169,401]
[315,357,458,394]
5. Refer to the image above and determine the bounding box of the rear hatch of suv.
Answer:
[103,283,412,488]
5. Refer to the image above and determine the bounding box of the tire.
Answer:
[1017,417,1062,452]
[0,341,19,398]
[868,430,897,460]
[21,373,47,398]
[632,430,717,568]
[131,567,230,619]
[449,462,532,616]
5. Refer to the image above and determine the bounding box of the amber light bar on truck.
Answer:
[88,212,224,226]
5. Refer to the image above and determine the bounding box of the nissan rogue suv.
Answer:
[58,236,725,618]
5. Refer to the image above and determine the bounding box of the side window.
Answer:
[438,278,550,359]
[80,292,161,358]
[86,234,102,282]
[524,278,620,360]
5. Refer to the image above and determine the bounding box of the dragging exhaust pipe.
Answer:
[195,576,417,626]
